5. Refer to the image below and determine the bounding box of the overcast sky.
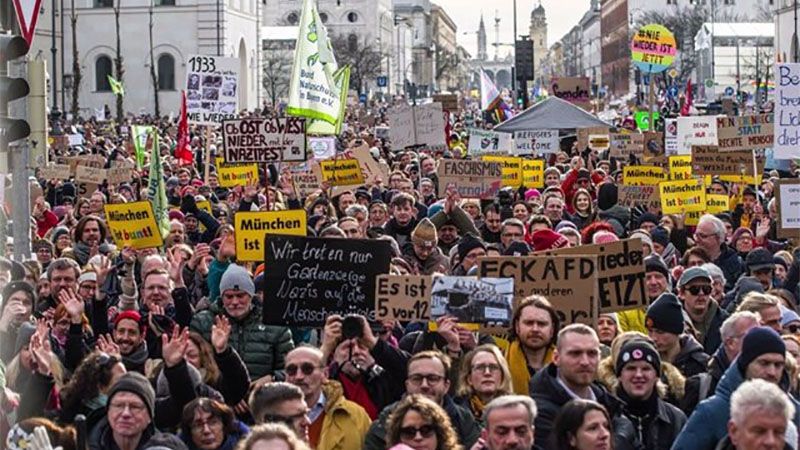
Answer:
[433,0,593,58]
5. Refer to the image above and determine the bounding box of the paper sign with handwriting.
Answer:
[375,275,432,321]
[775,64,800,160]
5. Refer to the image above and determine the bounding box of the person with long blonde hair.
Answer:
[455,345,513,420]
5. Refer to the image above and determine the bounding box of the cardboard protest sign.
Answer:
[387,104,415,150]
[482,156,522,187]
[75,165,108,185]
[550,77,591,110]
[539,239,647,314]
[691,145,763,176]
[775,64,800,160]
[263,235,392,327]
[610,133,644,158]
[104,201,164,249]
[513,130,559,155]
[522,159,545,188]
[317,158,365,186]
[716,114,774,151]
[668,155,693,181]
[623,166,666,186]
[221,118,306,163]
[618,185,660,211]
[387,103,447,151]
[185,54,238,124]
[234,210,307,261]
[218,163,259,187]
[375,275,432,321]
[776,179,800,238]
[677,116,718,154]
[75,182,99,200]
[38,164,71,180]
[433,94,459,111]
[292,169,322,197]
[478,255,598,325]
[430,277,514,326]
[577,127,609,150]
[588,134,610,152]
[659,178,706,215]
[438,160,502,199]
[643,132,666,161]
[107,167,133,185]
[468,129,513,155]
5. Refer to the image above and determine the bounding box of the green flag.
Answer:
[307,65,350,135]
[108,75,125,96]
[146,130,170,240]
[131,125,152,169]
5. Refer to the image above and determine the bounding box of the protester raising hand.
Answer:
[166,247,186,288]
[96,334,121,359]
[57,288,84,324]
[161,326,189,368]
[211,315,231,354]
[90,254,114,288]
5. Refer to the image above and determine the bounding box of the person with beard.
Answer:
[62,215,108,267]
[108,311,149,374]
[402,219,450,275]
[383,193,419,248]
[694,214,745,293]
[503,295,558,396]
[645,293,710,378]
[612,339,686,450]
[678,267,728,354]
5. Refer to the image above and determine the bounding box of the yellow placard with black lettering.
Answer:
[659,178,706,215]
[218,163,259,187]
[319,158,365,186]
[234,210,308,261]
[104,201,164,249]
[623,166,666,186]
[719,174,763,185]
[668,155,692,181]
[482,156,522,187]
[522,159,545,188]
[685,194,731,226]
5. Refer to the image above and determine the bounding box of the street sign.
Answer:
[377,76,387,88]
[11,0,43,47]
[359,93,367,104]
[668,68,678,79]
[724,86,735,97]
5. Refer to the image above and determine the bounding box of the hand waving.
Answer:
[161,326,189,368]
[211,315,231,354]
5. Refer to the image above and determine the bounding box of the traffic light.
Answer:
[1,34,31,145]
[515,38,533,82]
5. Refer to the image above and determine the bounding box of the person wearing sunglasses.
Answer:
[248,382,310,442]
[385,394,462,450]
[678,267,729,355]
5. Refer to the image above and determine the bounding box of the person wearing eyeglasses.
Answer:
[89,372,157,450]
[364,351,480,450]
[678,267,729,355]
[454,345,513,421]
[283,346,371,450]
[179,398,249,450]
[249,382,310,441]
[385,394,462,450]
[693,214,745,293]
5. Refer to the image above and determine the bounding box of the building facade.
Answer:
[529,3,548,85]
[394,0,435,97]
[431,3,459,92]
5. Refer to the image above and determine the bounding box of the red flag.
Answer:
[681,79,693,116]
[175,90,193,165]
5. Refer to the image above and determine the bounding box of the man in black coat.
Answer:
[677,267,728,355]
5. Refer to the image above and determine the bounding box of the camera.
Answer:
[341,315,363,340]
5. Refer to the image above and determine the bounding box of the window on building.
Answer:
[723,0,734,4]
[96,56,113,91]
[666,0,676,4]
[348,33,358,52]
[287,12,299,24]
[154,0,175,5]
[347,11,358,23]
[94,0,113,7]
[158,54,175,90]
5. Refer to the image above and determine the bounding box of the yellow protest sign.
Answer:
[482,156,522,187]
[719,174,763,185]
[659,178,706,215]
[685,194,730,226]
[668,155,692,181]
[218,164,259,187]
[104,201,164,249]
[623,166,666,186]
[522,159,544,188]
[234,210,307,261]
[318,158,365,186]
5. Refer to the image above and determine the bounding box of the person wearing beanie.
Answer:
[614,339,687,450]
[111,310,150,374]
[429,198,480,256]
[636,212,660,233]
[628,230,653,256]
[746,247,776,291]
[190,264,294,380]
[646,293,710,378]
[455,233,487,276]
[592,230,619,245]
[597,182,631,230]
[529,228,569,252]
[678,266,729,354]
[90,372,157,450]
[673,326,800,450]
[402,218,449,275]
[0,281,36,363]
[617,255,671,335]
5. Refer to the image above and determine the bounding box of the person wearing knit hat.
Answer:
[616,253,672,335]
[628,230,653,255]
[746,247,776,291]
[0,280,36,362]
[614,339,687,449]
[646,293,711,377]
[636,213,660,233]
[94,372,157,449]
[650,227,670,252]
[455,233,487,275]
[405,218,449,275]
[112,310,149,373]
[596,313,619,346]
[529,229,569,252]
[592,230,619,245]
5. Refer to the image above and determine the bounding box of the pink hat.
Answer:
[168,210,185,221]
[592,230,619,244]
[525,189,541,201]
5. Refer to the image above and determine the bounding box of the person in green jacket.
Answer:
[191,264,293,382]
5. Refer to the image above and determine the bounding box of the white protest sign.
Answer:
[468,128,513,155]
[776,179,800,238]
[414,103,447,150]
[185,55,239,125]
[221,118,306,163]
[308,137,337,160]
[676,116,718,154]
[68,134,83,147]
[775,64,800,160]
[513,130,559,155]
[387,104,415,150]
[664,118,679,155]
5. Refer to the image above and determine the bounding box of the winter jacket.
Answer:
[209,346,251,407]
[714,243,746,292]
[529,363,623,450]
[429,205,480,240]
[363,395,481,450]
[383,217,417,248]
[695,302,728,355]
[681,346,730,415]
[89,417,156,450]
[672,334,711,378]
[401,242,450,275]
[614,395,687,450]
[598,205,631,231]
[597,357,687,408]
[190,301,294,380]
[180,420,250,450]
[315,381,372,450]
[671,361,800,450]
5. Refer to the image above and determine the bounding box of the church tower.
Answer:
[529,2,548,82]
[478,14,487,61]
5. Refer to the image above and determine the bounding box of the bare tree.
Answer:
[435,47,460,91]
[70,0,81,118]
[148,1,159,117]
[113,0,124,122]
[262,41,292,107]
[741,44,774,108]
[330,33,385,94]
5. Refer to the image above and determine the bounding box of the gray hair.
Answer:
[483,395,538,426]
[698,214,726,241]
[701,263,727,288]
[501,218,525,232]
[319,226,346,238]
[730,379,795,426]
[720,311,760,341]
[345,204,368,218]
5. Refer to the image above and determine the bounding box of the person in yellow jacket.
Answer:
[618,254,672,334]
[284,347,371,450]
[496,295,558,396]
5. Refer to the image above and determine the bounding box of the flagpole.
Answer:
[204,126,213,184]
